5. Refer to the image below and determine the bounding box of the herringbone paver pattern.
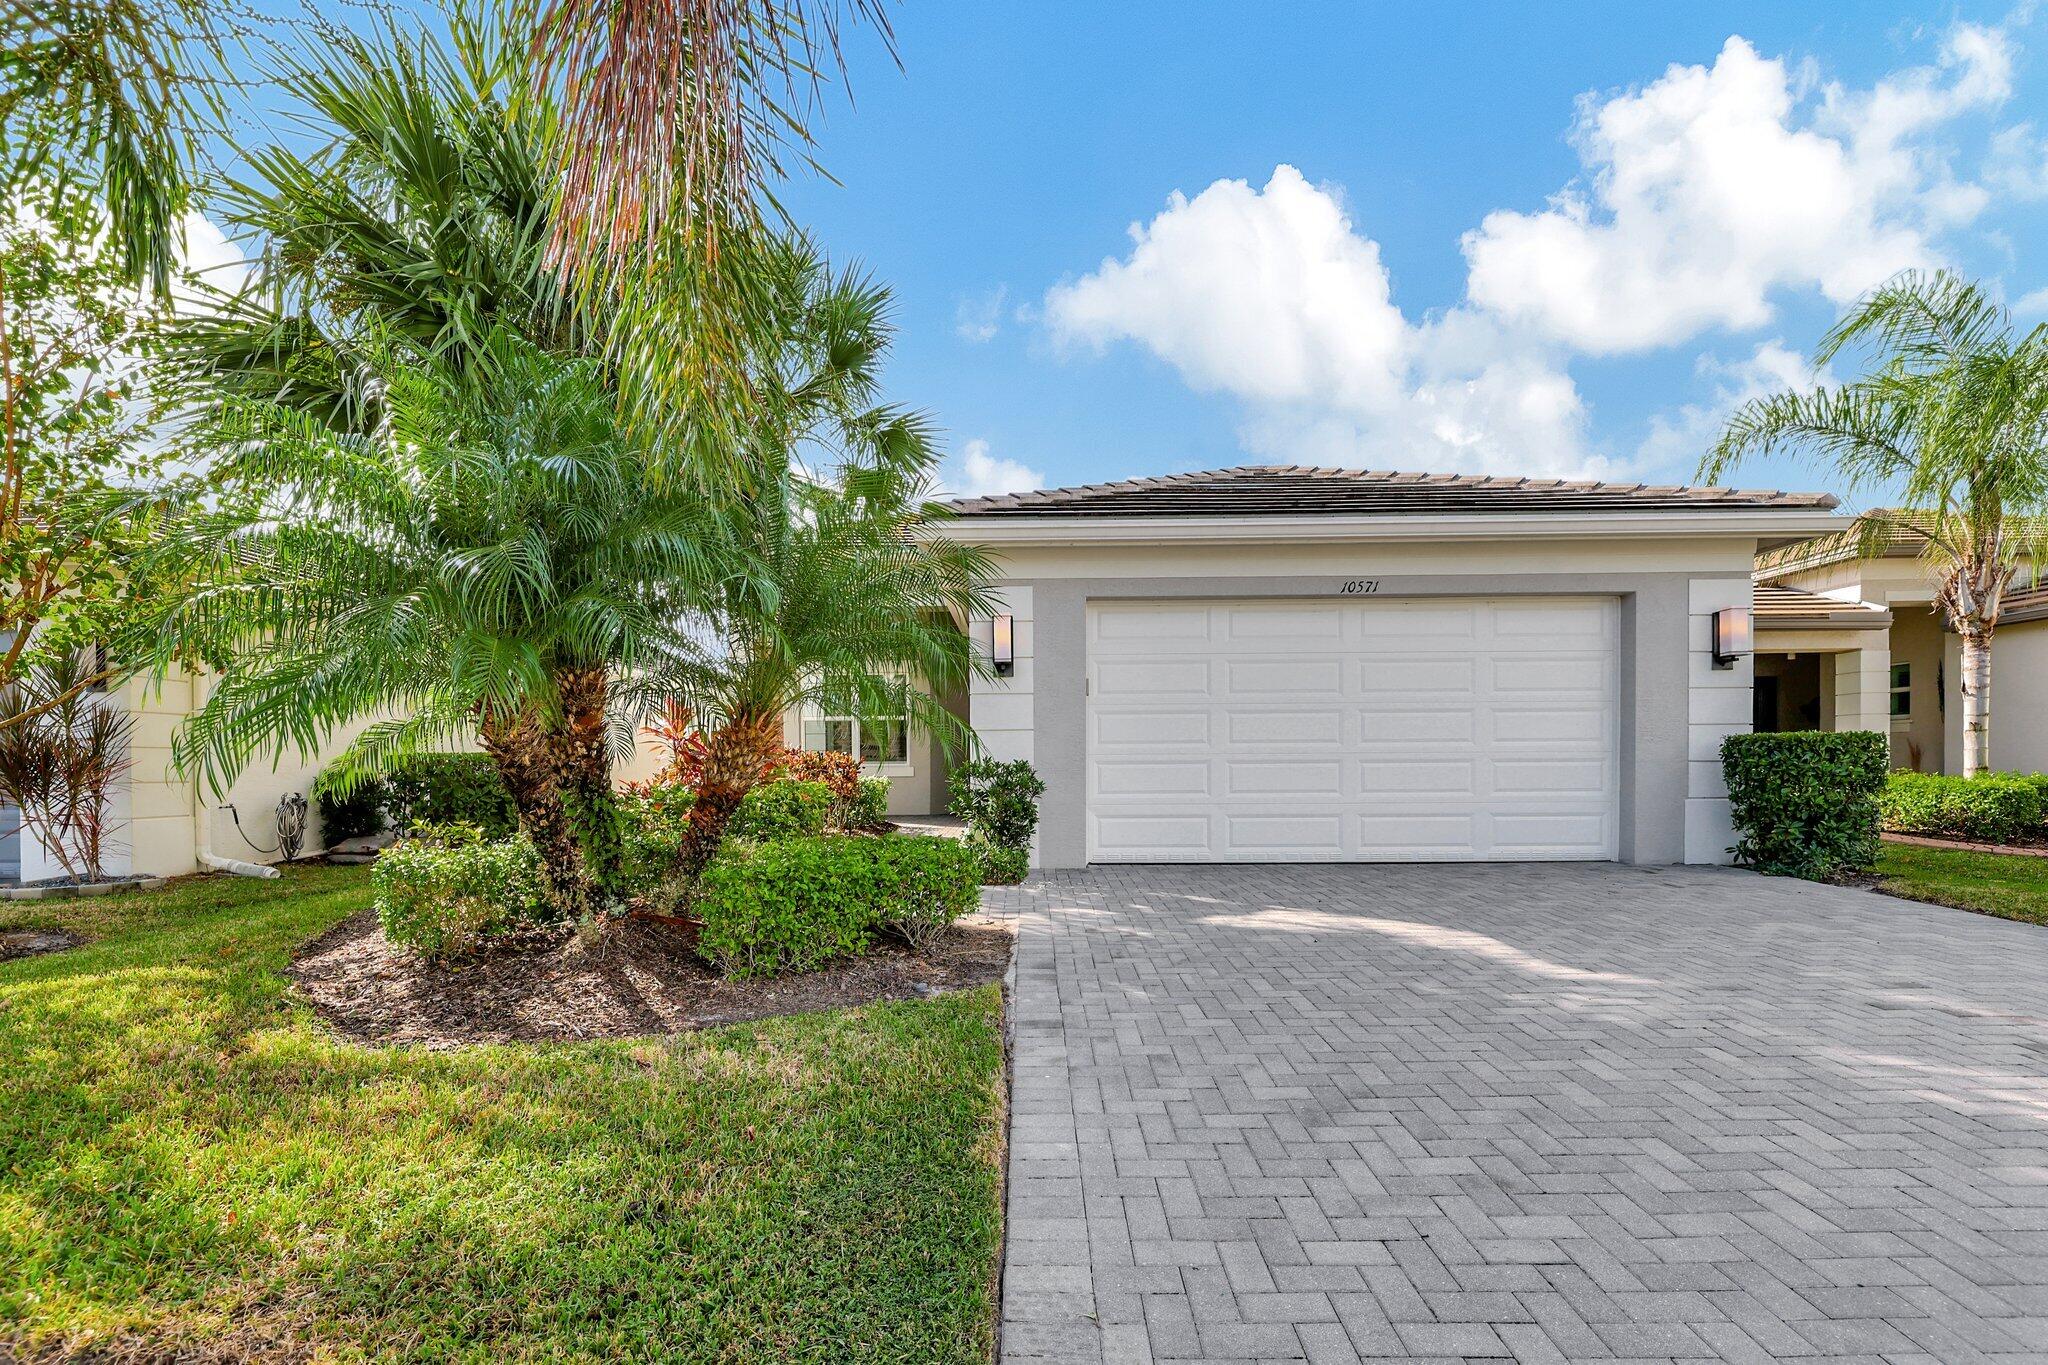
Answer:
[991,864,2048,1363]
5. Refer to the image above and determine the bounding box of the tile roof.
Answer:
[2003,583,2048,625]
[1752,583,1892,630]
[947,465,1838,518]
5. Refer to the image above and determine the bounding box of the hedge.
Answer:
[383,753,518,838]
[1722,731,1887,879]
[372,825,552,959]
[727,779,834,842]
[948,759,1044,852]
[315,777,387,845]
[696,835,981,977]
[1881,771,2048,844]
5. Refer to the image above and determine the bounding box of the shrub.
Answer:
[972,839,1028,886]
[696,835,980,976]
[385,753,518,838]
[780,747,864,803]
[1722,731,1887,879]
[314,773,387,845]
[373,825,551,959]
[1880,771,2046,844]
[842,776,891,831]
[948,758,1045,851]
[728,779,833,842]
[618,783,697,894]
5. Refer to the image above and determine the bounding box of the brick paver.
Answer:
[989,864,2048,1363]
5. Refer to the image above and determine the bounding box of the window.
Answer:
[1889,662,1911,717]
[803,686,909,765]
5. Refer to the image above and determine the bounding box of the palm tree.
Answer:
[148,331,721,918]
[1702,271,2048,776]
[2,0,223,298]
[524,0,891,276]
[636,240,997,872]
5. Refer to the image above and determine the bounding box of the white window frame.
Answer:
[800,683,913,773]
[1889,661,1912,720]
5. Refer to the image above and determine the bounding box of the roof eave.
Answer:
[929,508,1850,546]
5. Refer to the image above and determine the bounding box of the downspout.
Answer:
[186,694,277,878]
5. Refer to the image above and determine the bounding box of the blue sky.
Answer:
[202,2,2048,508]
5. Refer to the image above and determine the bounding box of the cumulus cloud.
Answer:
[1037,22,2018,480]
[937,438,1044,499]
[1634,340,1827,469]
[1463,28,2008,354]
[954,285,1008,343]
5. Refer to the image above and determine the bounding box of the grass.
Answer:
[0,864,1006,1363]
[1876,840,2048,927]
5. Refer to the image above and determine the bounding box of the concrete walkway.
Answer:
[988,865,2048,1364]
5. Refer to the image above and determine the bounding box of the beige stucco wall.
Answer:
[1886,606,1946,771]
[1943,619,2048,776]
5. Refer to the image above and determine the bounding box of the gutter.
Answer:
[928,508,1849,546]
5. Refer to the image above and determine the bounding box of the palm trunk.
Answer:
[1960,623,1992,778]
[673,709,783,877]
[551,664,623,898]
[479,708,592,921]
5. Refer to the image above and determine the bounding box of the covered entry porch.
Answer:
[1752,584,1894,741]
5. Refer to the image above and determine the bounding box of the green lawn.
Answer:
[1876,840,2048,927]
[0,864,1005,1363]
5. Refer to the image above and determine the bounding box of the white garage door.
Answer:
[1086,597,1620,862]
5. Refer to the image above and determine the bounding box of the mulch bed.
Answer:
[0,929,85,963]
[1882,831,2048,858]
[290,911,1014,1049]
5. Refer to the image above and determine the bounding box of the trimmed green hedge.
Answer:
[373,826,552,959]
[971,839,1028,886]
[1881,771,2048,844]
[948,759,1044,853]
[1722,731,1887,879]
[696,835,981,977]
[384,753,518,838]
[728,779,834,842]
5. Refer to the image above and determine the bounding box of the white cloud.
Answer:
[937,438,1044,499]
[1463,27,2008,353]
[1635,340,1827,469]
[954,285,1008,343]
[1037,22,2020,481]
[2015,285,2048,315]
[1045,166,1410,412]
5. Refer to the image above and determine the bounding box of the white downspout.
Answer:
[187,683,278,878]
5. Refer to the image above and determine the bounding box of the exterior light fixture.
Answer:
[1712,605,1753,669]
[991,613,1015,676]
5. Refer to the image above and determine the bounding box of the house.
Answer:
[1751,526,2048,776]
[933,465,1845,869]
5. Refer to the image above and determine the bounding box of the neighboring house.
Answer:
[1752,528,2048,776]
[932,465,1843,869]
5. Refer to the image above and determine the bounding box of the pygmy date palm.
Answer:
[147,332,719,917]
[1702,271,2048,776]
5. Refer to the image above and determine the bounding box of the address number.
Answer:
[1338,579,1381,595]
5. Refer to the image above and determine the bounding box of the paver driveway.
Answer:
[988,865,2048,1364]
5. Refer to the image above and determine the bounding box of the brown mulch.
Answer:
[1882,831,2048,858]
[0,929,85,963]
[289,911,1014,1049]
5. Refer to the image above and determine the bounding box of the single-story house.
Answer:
[935,465,1845,868]
[12,462,1908,881]
[1751,527,2048,776]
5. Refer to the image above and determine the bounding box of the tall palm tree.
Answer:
[635,239,996,872]
[148,331,722,918]
[1,0,223,298]
[1702,271,2048,776]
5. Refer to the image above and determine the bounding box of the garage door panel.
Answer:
[1357,760,1477,794]
[1360,657,1475,693]
[1095,761,1212,796]
[1225,760,1343,796]
[1225,814,1344,856]
[1227,709,1343,746]
[1224,658,1343,696]
[1087,596,1620,863]
[1094,709,1211,746]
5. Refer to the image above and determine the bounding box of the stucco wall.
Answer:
[969,537,1762,869]
[1943,619,2048,776]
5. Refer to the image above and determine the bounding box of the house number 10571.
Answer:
[1339,579,1381,595]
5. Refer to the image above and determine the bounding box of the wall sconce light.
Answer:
[991,613,1015,677]
[1712,605,1752,669]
